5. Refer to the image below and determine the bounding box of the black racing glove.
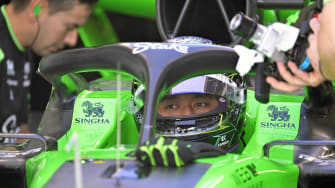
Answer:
[135,136,226,167]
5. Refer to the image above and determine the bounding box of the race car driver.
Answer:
[134,73,247,167]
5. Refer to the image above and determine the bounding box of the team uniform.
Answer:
[0,5,34,142]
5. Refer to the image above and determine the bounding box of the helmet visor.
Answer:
[168,74,245,104]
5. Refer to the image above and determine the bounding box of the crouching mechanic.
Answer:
[0,0,96,142]
[134,73,247,167]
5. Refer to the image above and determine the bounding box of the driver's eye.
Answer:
[194,102,207,108]
[166,104,177,110]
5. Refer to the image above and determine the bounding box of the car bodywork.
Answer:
[26,42,304,188]
[23,39,335,188]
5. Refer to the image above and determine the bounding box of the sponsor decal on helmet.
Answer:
[213,129,235,149]
[260,105,296,129]
[218,97,225,103]
[131,43,188,54]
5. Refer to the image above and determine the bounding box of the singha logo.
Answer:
[82,101,104,117]
[131,43,188,54]
[267,105,290,121]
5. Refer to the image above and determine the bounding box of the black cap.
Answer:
[229,12,258,40]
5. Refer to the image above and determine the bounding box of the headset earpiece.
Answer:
[33,4,41,18]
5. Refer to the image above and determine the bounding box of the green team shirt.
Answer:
[0,5,34,142]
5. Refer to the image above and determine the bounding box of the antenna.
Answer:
[65,133,83,188]
[114,62,122,186]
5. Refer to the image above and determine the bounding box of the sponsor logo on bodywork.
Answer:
[132,43,189,54]
[233,163,260,186]
[260,105,296,129]
[82,101,105,117]
[74,101,110,125]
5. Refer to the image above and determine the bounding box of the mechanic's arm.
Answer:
[318,0,335,80]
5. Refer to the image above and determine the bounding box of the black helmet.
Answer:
[155,74,246,152]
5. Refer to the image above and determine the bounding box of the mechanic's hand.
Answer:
[266,17,325,93]
[135,136,225,167]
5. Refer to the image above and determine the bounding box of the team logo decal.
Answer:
[23,62,31,87]
[1,115,19,143]
[267,105,290,121]
[24,62,31,75]
[260,105,296,129]
[6,59,15,76]
[74,101,110,125]
[82,101,104,117]
[131,43,189,54]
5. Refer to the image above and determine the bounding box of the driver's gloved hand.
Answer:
[135,136,226,167]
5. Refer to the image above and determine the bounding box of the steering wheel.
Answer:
[156,0,257,46]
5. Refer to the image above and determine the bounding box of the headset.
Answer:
[33,4,41,18]
[31,4,41,49]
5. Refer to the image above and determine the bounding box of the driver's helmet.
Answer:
[131,73,247,152]
[130,36,247,152]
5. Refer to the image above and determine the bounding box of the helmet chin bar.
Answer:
[157,113,223,137]
[156,91,244,150]
[157,109,242,151]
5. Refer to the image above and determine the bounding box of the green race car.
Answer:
[1,0,334,188]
